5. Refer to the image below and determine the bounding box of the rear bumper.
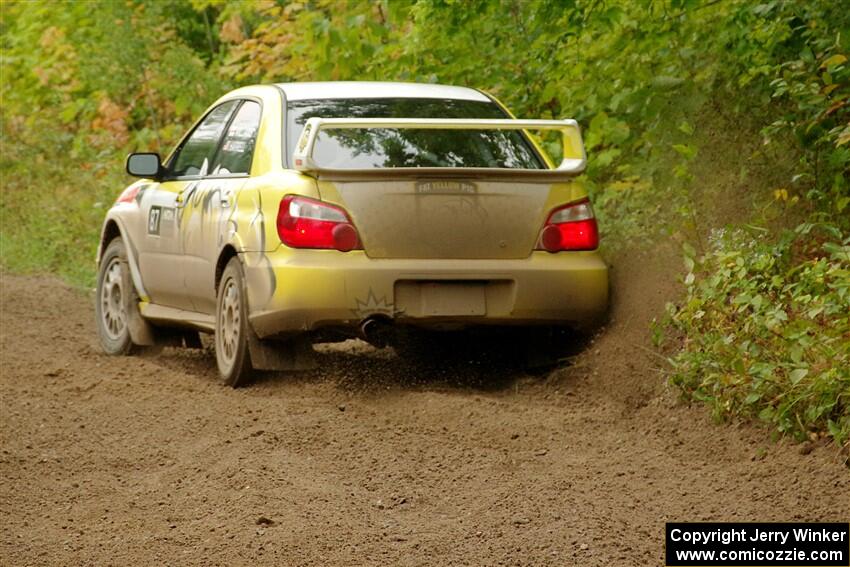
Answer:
[243,248,608,338]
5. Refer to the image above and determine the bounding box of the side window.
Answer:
[211,101,261,176]
[170,101,238,177]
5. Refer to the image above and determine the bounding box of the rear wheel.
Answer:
[95,237,136,355]
[215,258,254,387]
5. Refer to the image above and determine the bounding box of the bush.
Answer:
[665,224,850,447]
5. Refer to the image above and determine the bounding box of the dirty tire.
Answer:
[95,237,137,355]
[215,257,253,387]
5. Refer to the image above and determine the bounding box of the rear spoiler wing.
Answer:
[292,118,587,181]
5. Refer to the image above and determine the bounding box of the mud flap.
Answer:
[247,333,316,371]
[127,306,156,346]
[183,331,203,349]
[122,259,156,347]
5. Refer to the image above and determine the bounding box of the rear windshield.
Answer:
[285,97,546,169]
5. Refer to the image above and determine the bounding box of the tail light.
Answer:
[537,199,599,252]
[277,195,361,252]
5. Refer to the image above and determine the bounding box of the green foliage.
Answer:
[642,0,850,447]
[1,0,224,286]
[666,225,850,446]
[1,1,221,154]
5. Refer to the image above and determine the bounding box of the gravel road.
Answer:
[1,249,847,566]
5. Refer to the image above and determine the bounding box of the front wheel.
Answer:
[95,237,136,355]
[215,257,254,387]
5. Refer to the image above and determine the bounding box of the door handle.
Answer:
[175,193,185,208]
[221,190,232,208]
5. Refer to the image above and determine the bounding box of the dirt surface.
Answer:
[1,250,848,566]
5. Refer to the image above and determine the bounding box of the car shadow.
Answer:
[255,331,594,393]
[309,340,527,392]
[142,332,593,394]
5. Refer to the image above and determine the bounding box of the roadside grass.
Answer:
[0,153,125,289]
[663,116,849,450]
[603,106,850,450]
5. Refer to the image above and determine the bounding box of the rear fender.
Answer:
[225,174,315,324]
[230,172,320,253]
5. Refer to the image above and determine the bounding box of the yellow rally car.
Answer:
[96,82,608,386]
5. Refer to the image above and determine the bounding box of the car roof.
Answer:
[275,81,491,102]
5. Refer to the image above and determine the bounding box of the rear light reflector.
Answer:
[277,195,361,251]
[537,199,599,252]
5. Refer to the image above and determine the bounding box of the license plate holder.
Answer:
[419,282,486,316]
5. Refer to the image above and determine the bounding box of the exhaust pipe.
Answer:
[360,316,392,348]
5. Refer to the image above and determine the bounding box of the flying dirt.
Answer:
[1,247,847,566]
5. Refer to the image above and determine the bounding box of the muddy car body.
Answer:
[96,82,608,385]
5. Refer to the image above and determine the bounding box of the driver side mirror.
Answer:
[126,152,163,179]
